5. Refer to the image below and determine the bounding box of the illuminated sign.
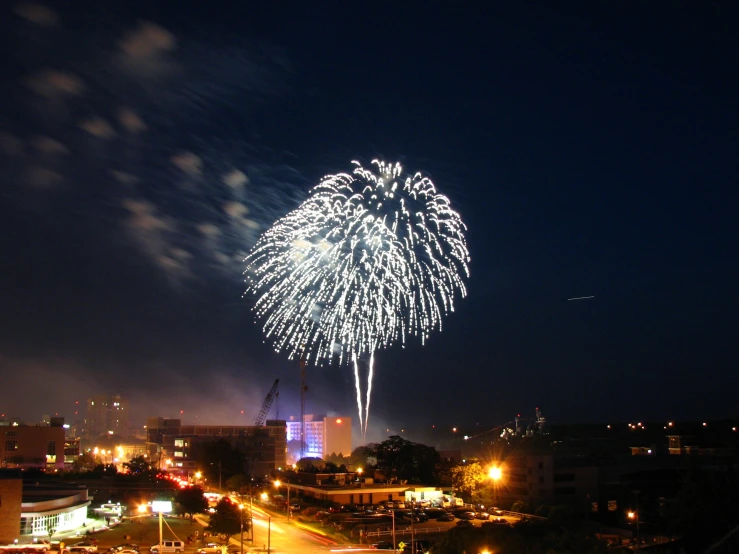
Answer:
[151,501,173,513]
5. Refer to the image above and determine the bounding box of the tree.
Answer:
[176,486,208,522]
[450,462,486,497]
[73,452,97,472]
[296,457,325,472]
[227,474,256,494]
[207,498,247,541]
[124,455,154,476]
[372,436,440,483]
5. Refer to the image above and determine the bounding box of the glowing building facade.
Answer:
[286,415,352,460]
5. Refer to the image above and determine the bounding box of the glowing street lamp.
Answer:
[488,466,503,506]
[274,479,292,523]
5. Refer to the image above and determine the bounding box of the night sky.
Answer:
[1,1,737,445]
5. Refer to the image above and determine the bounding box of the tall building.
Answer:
[286,414,352,460]
[85,394,130,440]
[145,417,287,478]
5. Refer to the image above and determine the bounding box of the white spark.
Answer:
[244,160,470,436]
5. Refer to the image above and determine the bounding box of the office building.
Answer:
[146,418,287,478]
[286,414,352,460]
[0,425,66,471]
[84,394,130,440]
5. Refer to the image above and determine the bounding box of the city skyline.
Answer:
[1,1,737,440]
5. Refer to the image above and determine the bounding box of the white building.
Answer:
[287,415,352,460]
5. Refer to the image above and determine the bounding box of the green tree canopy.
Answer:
[73,452,97,472]
[207,498,248,539]
[372,436,440,484]
[450,461,486,497]
[176,486,208,522]
[124,455,154,476]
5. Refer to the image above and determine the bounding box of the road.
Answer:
[240,504,338,554]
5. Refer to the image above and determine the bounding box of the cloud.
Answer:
[109,170,139,186]
[223,201,248,219]
[32,136,69,155]
[14,2,58,27]
[118,21,176,77]
[117,107,147,133]
[80,117,116,139]
[26,69,84,96]
[122,199,171,232]
[0,132,24,156]
[171,151,203,176]
[121,199,193,278]
[27,167,62,188]
[197,223,221,238]
[214,252,230,265]
[223,169,248,189]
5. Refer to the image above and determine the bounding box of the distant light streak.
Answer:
[567,296,594,301]
[244,160,469,437]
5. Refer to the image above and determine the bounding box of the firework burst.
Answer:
[244,160,470,437]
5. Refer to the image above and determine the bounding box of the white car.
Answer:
[197,545,222,554]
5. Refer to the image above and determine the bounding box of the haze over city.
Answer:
[1,0,737,444]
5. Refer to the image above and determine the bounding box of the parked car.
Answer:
[109,545,138,553]
[437,512,455,522]
[67,543,98,552]
[196,544,223,554]
[492,517,508,525]
[475,511,491,520]
[456,519,474,528]
[149,541,184,554]
[457,511,476,520]
[68,543,97,553]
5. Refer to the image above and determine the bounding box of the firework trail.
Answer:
[243,160,470,437]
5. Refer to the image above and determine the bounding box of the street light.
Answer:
[274,479,291,523]
[238,504,245,554]
[488,466,502,507]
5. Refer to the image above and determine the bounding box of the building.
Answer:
[20,483,91,537]
[503,453,600,514]
[0,478,22,543]
[146,418,287,478]
[84,394,130,441]
[0,425,66,471]
[286,414,352,460]
[0,479,91,541]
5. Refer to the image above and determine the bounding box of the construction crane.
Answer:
[254,379,279,427]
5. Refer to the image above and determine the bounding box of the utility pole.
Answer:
[410,498,416,554]
[391,509,396,553]
[634,490,641,541]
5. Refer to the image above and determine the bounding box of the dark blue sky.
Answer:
[1,1,737,445]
